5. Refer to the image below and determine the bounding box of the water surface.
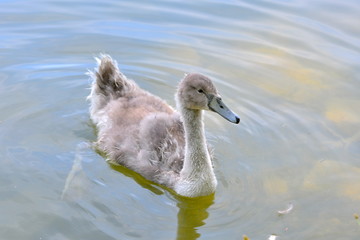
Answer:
[1,0,359,239]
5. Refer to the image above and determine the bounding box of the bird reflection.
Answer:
[62,145,215,240]
[175,194,215,240]
[109,163,215,240]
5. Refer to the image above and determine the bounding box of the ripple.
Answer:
[0,0,359,239]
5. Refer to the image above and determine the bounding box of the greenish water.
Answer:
[0,0,359,239]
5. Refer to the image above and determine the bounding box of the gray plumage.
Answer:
[88,55,239,197]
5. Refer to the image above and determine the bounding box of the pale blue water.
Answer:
[0,0,359,239]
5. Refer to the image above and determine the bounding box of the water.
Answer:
[1,0,359,239]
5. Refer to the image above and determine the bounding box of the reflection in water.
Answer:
[61,142,93,201]
[175,194,214,240]
[62,126,215,238]
[110,160,214,240]
[109,163,165,195]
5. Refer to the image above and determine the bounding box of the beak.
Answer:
[208,95,240,124]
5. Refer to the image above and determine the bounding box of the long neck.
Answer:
[179,107,214,179]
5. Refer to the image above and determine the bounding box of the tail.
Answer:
[93,54,129,98]
[88,55,134,123]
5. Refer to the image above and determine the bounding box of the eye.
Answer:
[197,89,204,93]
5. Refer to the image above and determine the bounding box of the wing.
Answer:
[138,112,185,174]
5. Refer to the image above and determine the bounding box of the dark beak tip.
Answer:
[235,116,240,124]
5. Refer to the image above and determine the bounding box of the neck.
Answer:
[181,108,211,173]
[176,105,217,197]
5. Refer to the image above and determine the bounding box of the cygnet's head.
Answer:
[176,73,240,124]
